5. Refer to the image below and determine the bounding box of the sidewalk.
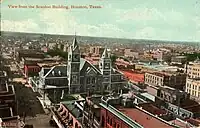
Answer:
[37,96,52,114]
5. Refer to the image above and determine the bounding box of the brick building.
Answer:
[99,96,175,128]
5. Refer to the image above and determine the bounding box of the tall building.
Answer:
[99,49,112,90]
[67,37,81,94]
[185,78,200,102]
[185,60,200,102]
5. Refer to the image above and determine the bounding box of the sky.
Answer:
[1,0,200,42]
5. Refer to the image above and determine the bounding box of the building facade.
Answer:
[145,71,186,90]
[185,62,200,79]
[185,61,200,103]
[185,78,200,102]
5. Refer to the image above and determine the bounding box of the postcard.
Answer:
[1,0,200,128]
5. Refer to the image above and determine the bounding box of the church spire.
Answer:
[102,48,109,58]
[72,35,78,50]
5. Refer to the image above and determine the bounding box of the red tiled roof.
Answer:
[120,70,144,83]
[85,57,99,65]
[117,107,173,128]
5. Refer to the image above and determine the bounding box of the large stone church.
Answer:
[37,36,127,95]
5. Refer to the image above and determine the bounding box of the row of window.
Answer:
[86,77,96,84]
[188,67,200,72]
[186,83,200,91]
[145,78,163,86]
[186,89,200,98]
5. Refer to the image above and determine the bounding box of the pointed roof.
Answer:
[102,48,109,58]
[72,36,79,50]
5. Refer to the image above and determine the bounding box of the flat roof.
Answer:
[117,107,173,128]
[0,107,12,118]
[138,103,167,116]
[100,103,143,128]
[120,70,144,83]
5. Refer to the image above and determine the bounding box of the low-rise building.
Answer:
[124,49,139,59]
[145,71,186,90]
[171,56,187,64]
[100,96,176,128]
[146,85,188,105]
[89,46,104,56]
[185,61,200,79]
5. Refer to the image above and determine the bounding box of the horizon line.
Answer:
[1,30,200,43]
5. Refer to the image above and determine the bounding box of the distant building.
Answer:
[89,46,104,56]
[153,50,171,62]
[14,49,45,62]
[124,49,139,59]
[145,71,186,90]
[24,57,62,78]
[185,61,200,79]
[113,48,125,57]
[171,56,187,64]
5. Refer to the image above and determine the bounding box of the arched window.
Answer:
[75,122,78,128]
[110,118,112,125]
[92,77,96,84]
[107,116,110,124]
[101,116,105,127]
[114,122,116,127]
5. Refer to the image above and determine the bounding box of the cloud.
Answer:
[116,8,165,22]
[1,19,39,32]
[1,8,127,39]
[134,27,156,39]
[37,9,127,37]
[1,4,200,42]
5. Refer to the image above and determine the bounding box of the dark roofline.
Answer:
[0,116,20,121]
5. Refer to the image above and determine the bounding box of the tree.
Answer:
[110,54,117,66]
[47,49,68,60]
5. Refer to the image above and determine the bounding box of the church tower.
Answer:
[67,36,81,94]
[99,48,112,91]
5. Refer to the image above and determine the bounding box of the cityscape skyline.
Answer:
[1,0,200,42]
